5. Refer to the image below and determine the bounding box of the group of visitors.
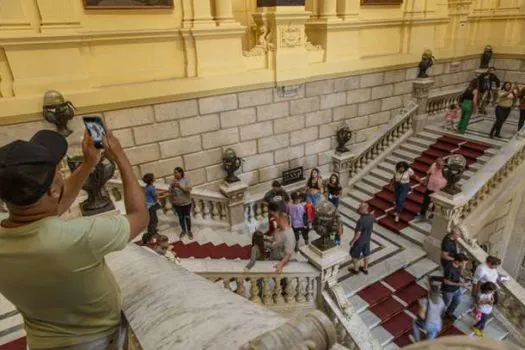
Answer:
[410,227,502,343]
[447,67,525,138]
[244,169,344,272]
[391,157,448,223]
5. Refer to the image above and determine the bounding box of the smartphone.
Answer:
[83,116,106,149]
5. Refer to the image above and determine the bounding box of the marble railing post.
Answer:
[214,0,236,26]
[240,310,337,350]
[332,152,355,190]
[220,181,249,231]
[423,191,466,264]
[412,78,434,133]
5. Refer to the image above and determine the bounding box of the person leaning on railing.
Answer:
[0,129,148,349]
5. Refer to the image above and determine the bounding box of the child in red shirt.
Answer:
[304,195,316,232]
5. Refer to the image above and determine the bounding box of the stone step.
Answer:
[384,155,407,166]
[370,168,394,183]
[404,258,439,280]
[347,189,373,203]
[398,226,427,246]
[408,219,432,236]
[371,326,394,347]
[362,175,389,190]
[424,124,506,149]
[354,182,382,197]
[399,142,427,156]
[407,136,435,149]
[454,314,509,341]
[393,149,421,162]
[417,130,441,142]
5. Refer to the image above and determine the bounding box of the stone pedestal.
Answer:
[423,190,466,264]
[331,152,355,190]
[219,181,249,231]
[300,244,348,288]
[412,78,435,133]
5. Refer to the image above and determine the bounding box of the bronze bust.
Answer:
[43,90,76,137]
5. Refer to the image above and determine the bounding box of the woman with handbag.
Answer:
[417,157,447,221]
[409,285,446,343]
[392,161,421,223]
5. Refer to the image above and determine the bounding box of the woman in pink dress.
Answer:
[417,157,448,221]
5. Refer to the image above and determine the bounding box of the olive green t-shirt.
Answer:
[0,214,130,349]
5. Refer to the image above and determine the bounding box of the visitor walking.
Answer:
[442,253,469,320]
[263,180,290,235]
[268,202,296,273]
[409,285,446,343]
[326,173,342,208]
[169,167,193,239]
[288,192,308,251]
[472,282,498,337]
[477,67,501,112]
[349,203,374,275]
[457,80,478,134]
[244,230,267,271]
[417,157,447,221]
[0,130,148,349]
[306,168,324,206]
[517,85,525,131]
[441,227,461,269]
[444,104,460,131]
[472,256,501,297]
[490,82,517,139]
[143,173,160,238]
[392,161,420,223]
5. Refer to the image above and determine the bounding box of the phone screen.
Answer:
[83,117,106,148]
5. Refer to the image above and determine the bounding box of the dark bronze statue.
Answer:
[335,125,353,154]
[311,200,338,251]
[418,50,436,78]
[479,45,493,69]
[442,154,466,195]
[43,90,76,137]
[222,148,243,183]
[68,156,116,216]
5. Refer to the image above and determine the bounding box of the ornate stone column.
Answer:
[319,0,337,20]
[192,0,215,27]
[219,181,249,231]
[214,0,236,26]
[411,78,434,133]
[423,191,466,264]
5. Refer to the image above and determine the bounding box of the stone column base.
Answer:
[219,181,248,230]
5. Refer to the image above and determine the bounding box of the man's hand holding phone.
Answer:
[102,131,125,164]
[82,130,103,170]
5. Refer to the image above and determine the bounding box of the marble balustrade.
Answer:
[106,244,344,350]
[426,88,463,116]
[181,259,320,307]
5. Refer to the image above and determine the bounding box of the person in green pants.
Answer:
[457,81,478,134]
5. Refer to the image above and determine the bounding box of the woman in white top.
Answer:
[392,161,421,223]
[472,282,497,337]
[472,256,500,296]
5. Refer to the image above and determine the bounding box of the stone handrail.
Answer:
[456,236,525,346]
[182,259,320,308]
[336,101,418,180]
[321,285,382,350]
[459,132,525,219]
[106,243,340,350]
[426,88,463,115]
[107,178,230,226]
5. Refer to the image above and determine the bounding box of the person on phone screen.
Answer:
[0,129,148,349]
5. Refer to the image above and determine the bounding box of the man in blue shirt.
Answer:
[349,203,374,275]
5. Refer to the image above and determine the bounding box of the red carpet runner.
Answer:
[358,270,465,346]
[135,241,252,260]
[367,135,492,233]
[0,338,25,350]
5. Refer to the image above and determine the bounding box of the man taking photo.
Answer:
[0,129,148,349]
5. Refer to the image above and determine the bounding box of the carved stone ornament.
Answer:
[43,90,76,137]
[335,124,353,154]
[311,200,338,251]
[417,49,436,78]
[244,24,274,57]
[221,148,243,183]
[442,154,467,195]
[480,45,493,69]
[280,25,302,48]
[67,156,116,216]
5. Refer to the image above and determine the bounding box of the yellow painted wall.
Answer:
[0,0,523,124]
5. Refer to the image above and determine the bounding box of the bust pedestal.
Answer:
[332,152,355,191]
[219,181,248,231]
[300,244,348,288]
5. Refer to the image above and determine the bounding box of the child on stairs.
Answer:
[444,103,460,131]
[472,281,498,337]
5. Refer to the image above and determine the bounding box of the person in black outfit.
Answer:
[477,67,500,104]
[490,82,517,139]
[441,227,461,269]
[326,173,342,208]
[442,253,469,320]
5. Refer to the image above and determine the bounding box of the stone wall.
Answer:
[475,198,513,258]
[0,57,524,193]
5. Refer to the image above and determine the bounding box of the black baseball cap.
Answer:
[0,130,68,206]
